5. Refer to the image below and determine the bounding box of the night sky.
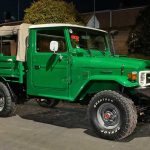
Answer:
[67,0,149,12]
[0,0,149,23]
[0,0,33,23]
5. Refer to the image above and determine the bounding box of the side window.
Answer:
[37,29,66,53]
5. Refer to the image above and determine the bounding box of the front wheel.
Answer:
[88,90,137,140]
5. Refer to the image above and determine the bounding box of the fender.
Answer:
[89,75,139,87]
[73,75,139,101]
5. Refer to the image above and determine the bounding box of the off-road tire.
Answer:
[88,90,137,140]
[36,98,59,108]
[0,82,16,117]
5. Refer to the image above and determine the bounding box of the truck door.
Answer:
[27,28,69,99]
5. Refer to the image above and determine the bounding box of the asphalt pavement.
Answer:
[0,100,150,150]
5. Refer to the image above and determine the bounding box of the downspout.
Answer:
[110,10,112,28]
[109,10,116,55]
[94,0,96,28]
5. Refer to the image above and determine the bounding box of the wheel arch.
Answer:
[75,80,122,101]
[74,74,139,102]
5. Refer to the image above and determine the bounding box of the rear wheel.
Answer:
[88,90,137,140]
[0,82,16,117]
[36,98,59,108]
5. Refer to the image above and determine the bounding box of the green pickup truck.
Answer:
[0,23,150,140]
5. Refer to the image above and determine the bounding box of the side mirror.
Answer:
[109,30,119,38]
[50,41,58,53]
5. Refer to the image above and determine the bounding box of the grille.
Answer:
[146,66,150,70]
[146,73,150,84]
[139,71,150,86]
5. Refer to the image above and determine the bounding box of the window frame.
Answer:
[36,27,67,54]
[68,27,109,52]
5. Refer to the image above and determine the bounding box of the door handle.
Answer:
[34,65,41,69]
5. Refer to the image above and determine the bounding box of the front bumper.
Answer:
[135,87,150,98]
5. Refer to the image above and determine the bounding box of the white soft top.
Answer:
[30,23,107,33]
[0,25,20,36]
[0,23,31,62]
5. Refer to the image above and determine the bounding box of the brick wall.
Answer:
[82,7,144,29]
[113,29,129,55]
[112,7,142,28]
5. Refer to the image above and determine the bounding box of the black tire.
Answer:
[0,82,16,117]
[36,98,59,108]
[88,90,137,140]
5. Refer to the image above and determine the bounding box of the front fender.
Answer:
[74,75,139,101]
[90,75,139,87]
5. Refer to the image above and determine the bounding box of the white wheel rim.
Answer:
[0,97,5,111]
[97,103,120,130]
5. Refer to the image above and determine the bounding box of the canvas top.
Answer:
[0,23,30,62]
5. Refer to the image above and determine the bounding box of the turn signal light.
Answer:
[128,72,137,81]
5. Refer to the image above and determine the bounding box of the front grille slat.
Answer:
[146,73,150,84]
[139,71,150,87]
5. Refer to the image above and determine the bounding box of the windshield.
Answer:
[69,27,108,52]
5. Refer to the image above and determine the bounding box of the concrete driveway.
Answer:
[0,100,150,150]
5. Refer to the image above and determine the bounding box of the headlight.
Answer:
[128,72,137,81]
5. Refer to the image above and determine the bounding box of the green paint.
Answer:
[0,25,150,102]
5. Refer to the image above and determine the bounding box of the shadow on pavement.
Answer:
[16,101,150,142]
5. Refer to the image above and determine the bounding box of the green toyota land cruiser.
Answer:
[0,23,150,140]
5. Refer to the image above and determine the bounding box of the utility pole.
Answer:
[18,0,20,21]
[94,0,96,28]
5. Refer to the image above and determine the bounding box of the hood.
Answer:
[88,56,150,76]
[109,56,150,70]
[89,56,150,70]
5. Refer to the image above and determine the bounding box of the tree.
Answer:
[128,5,150,55]
[24,0,84,24]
